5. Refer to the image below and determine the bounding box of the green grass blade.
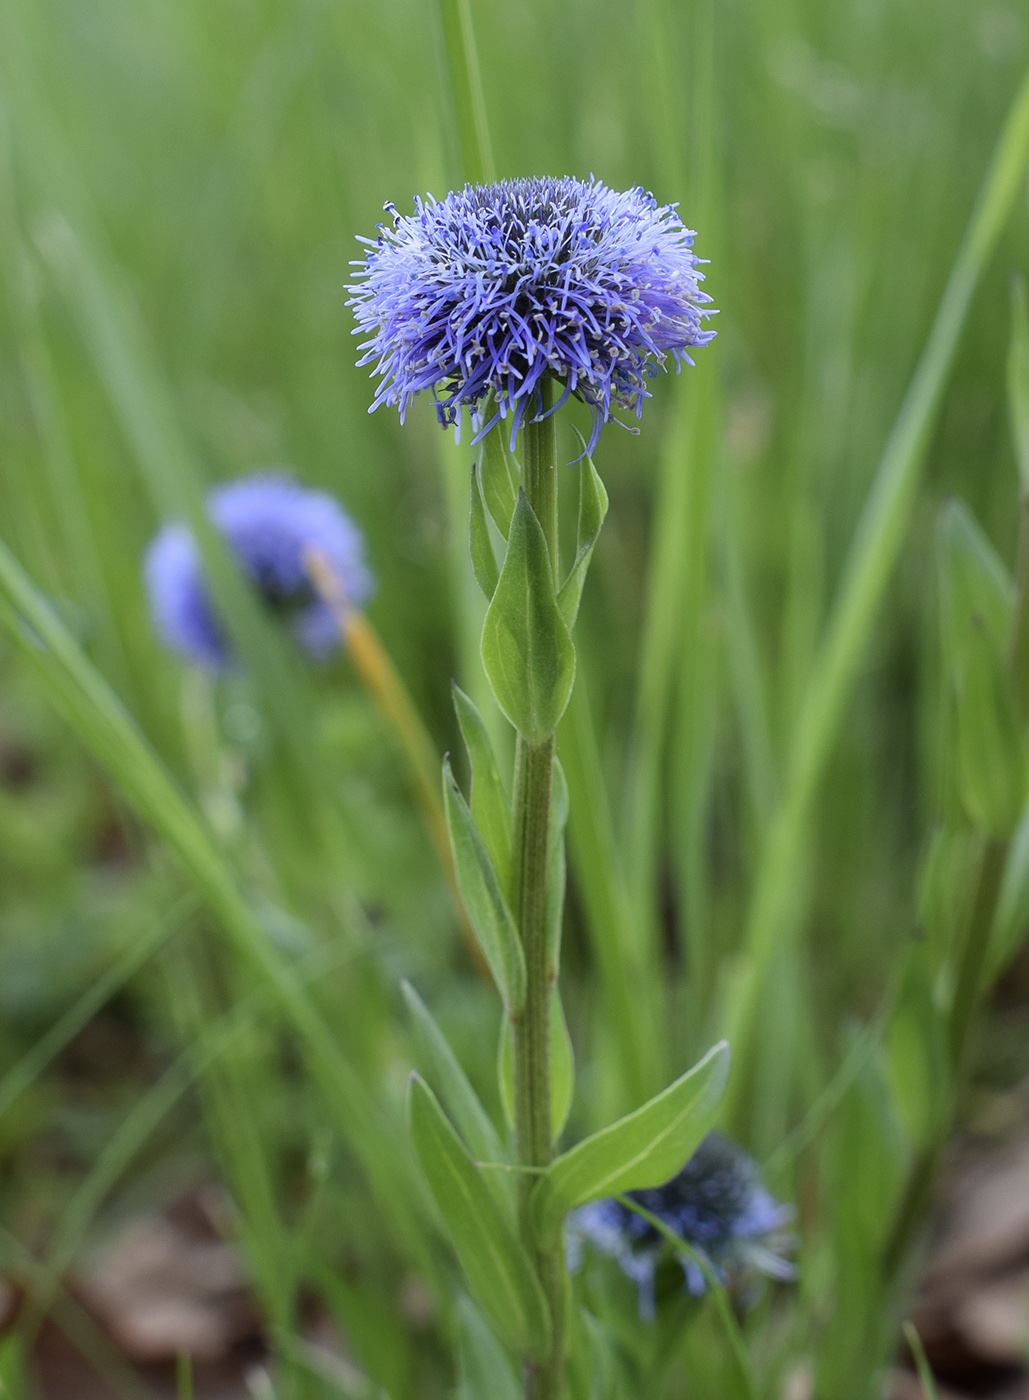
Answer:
[0,535,433,1269]
[0,893,196,1120]
[722,64,1029,1118]
[437,0,495,184]
[903,1322,941,1400]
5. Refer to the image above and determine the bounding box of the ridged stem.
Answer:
[509,382,565,1398]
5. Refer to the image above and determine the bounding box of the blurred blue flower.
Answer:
[144,473,373,669]
[567,1133,794,1321]
[348,176,715,451]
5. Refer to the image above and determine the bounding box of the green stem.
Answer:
[512,736,556,1177]
[509,382,565,1398]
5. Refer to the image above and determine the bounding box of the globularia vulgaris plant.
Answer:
[348,176,728,1396]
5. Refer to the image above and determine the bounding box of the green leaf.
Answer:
[558,446,609,628]
[568,1308,620,1400]
[1008,275,1029,492]
[497,985,574,1143]
[938,501,1026,837]
[938,499,1014,658]
[452,683,511,888]
[401,981,509,1174]
[443,757,526,1011]
[990,806,1029,978]
[0,537,433,1270]
[885,946,949,1145]
[550,984,575,1143]
[481,490,576,743]
[546,758,569,976]
[531,1041,730,1246]
[469,464,500,600]
[456,1297,522,1400]
[954,618,1027,836]
[480,420,520,537]
[408,1075,551,1359]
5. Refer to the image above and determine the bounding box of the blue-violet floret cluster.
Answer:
[144,473,373,669]
[567,1133,794,1320]
[348,176,715,450]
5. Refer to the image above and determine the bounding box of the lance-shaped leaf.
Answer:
[481,491,575,744]
[443,757,525,1011]
[955,618,1028,836]
[453,683,511,888]
[938,499,1014,657]
[938,501,1026,836]
[885,946,950,1146]
[569,1308,620,1400]
[558,447,609,628]
[401,981,509,1177]
[498,983,575,1143]
[408,1075,551,1359]
[456,1297,522,1400]
[469,465,500,600]
[546,758,569,976]
[531,1041,730,1246]
[480,421,520,537]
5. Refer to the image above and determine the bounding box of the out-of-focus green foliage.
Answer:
[2,0,1029,1395]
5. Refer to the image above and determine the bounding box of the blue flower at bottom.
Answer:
[567,1133,794,1321]
[144,474,373,669]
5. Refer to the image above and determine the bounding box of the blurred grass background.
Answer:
[1,0,1029,1395]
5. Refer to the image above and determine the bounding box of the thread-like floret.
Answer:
[144,473,373,668]
[348,176,715,450]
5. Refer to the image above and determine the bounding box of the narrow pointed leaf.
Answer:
[408,1075,551,1359]
[452,683,511,888]
[885,946,950,1145]
[558,448,609,628]
[481,490,575,743]
[456,1297,522,1400]
[401,981,508,1172]
[955,618,1027,836]
[938,499,1014,658]
[532,1041,730,1245]
[480,422,519,537]
[443,757,526,1011]
[469,464,500,600]
[550,985,575,1143]
[938,501,1026,835]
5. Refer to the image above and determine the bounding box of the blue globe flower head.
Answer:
[144,473,374,669]
[347,176,715,452]
[567,1133,794,1321]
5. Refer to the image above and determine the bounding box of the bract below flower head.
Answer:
[347,176,715,451]
[567,1132,794,1321]
[144,473,373,669]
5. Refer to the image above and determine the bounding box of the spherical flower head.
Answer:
[347,176,715,451]
[144,473,374,669]
[567,1133,794,1321]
